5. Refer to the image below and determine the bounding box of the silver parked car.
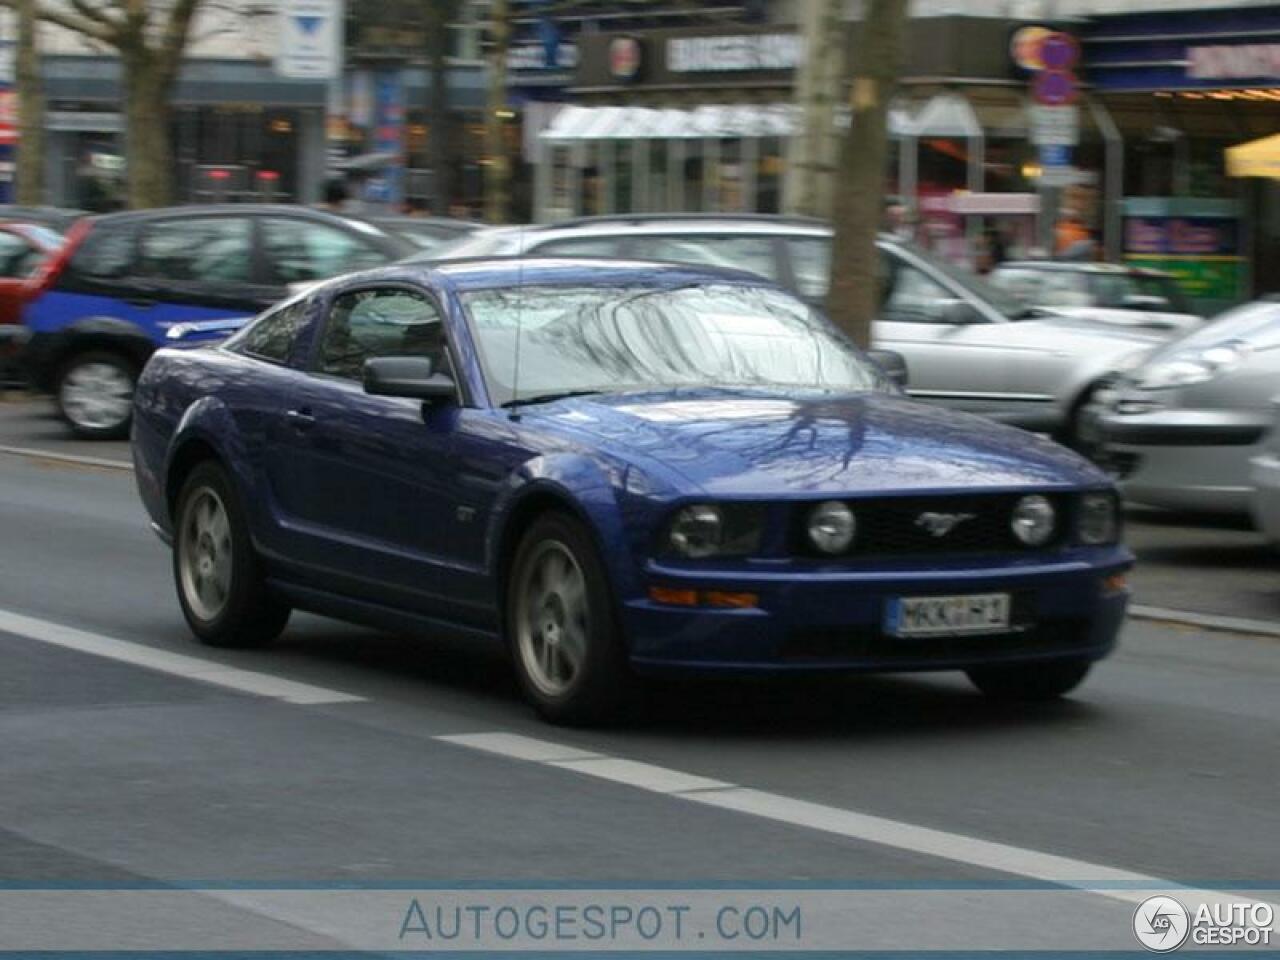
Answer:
[989,261,1202,337]
[1250,401,1280,540]
[416,216,1164,443]
[1091,299,1280,514]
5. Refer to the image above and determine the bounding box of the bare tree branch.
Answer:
[26,3,117,44]
[67,0,123,32]
[156,0,203,81]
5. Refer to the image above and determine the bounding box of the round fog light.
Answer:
[808,500,856,554]
[1011,495,1056,547]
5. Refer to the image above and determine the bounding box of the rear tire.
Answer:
[505,512,633,725]
[966,658,1092,701]
[55,349,137,440]
[173,461,290,648]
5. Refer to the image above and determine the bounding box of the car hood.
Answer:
[1047,306,1201,336]
[535,389,1105,496]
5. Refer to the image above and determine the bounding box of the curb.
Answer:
[0,444,134,473]
[1129,603,1280,640]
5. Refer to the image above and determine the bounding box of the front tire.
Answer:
[506,512,632,725]
[173,461,290,648]
[55,349,137,440]
[966,658,1092,701]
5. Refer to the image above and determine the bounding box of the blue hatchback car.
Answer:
[132,259,1132,724]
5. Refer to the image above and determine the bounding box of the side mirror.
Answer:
[867,349,909,389]
[363,356,456,403]
[940,299,984,326]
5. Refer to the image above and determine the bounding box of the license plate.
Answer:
[885,593,1012,638]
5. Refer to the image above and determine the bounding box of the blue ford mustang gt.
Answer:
[132,259,1132,724]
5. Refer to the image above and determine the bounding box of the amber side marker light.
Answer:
[648,587,759,609]
[1103,573,1129,594]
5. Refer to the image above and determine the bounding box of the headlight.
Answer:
[807,501,856,554]
[1011,495,1056,547]
[1136,340,1251,390]
[665,504,765,559]
[1078,493,1119,545]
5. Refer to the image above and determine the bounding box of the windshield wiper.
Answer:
[501,389,607,409]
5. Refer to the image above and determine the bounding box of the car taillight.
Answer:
[25,218,91,300]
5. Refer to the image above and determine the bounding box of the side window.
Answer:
[232,299,310,364]
[0,234,32,278]
[67,224,135,281]
[140,217,253,284]
[784,237,831,299]
[262,218,392,285]
[533,237,623,257]
[882,263,958,324]
[317,288,445,381]
[630,235,780,281]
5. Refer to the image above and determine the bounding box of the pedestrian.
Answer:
[321,179,348,213]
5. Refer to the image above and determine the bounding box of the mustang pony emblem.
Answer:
[914,511,977,538]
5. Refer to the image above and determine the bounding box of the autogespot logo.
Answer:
[1134,896,1191,952]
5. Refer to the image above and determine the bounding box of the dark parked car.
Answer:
[22,204,413,438]
[132,258,1131,725]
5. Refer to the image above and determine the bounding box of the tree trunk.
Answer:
[122,54,175,208]
[425,0,456,215]
[14,0,44,205]
[826,0,908,350]
[784,0,843,217]
[483,0,511,224]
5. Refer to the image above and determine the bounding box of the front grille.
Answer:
[792,493,1071,559]
[781,619,1090,664]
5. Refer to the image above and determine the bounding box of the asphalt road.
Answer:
[1,399,1278,951]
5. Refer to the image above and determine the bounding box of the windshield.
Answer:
[1155,300,1280,356]
[460,283,881,406]
[407,228,523,263]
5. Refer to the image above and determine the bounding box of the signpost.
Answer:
[276,0,341,79]
[1016,25,1081,252]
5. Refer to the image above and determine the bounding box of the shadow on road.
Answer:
[261,618,1101,741]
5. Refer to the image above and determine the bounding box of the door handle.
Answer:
[285,408,316,431]
[123,297,154,308]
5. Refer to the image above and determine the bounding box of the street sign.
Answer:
[276,0,340,79]
[1029,105,1079,148]
[1032,69,1078,106]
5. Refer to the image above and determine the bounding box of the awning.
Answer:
[540,103,915,142]
[1226,133,1280,179]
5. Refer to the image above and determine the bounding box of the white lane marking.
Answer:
[1130,603,1280,640]
[0,443,134,472]
[0,608,362,705]
[434,732,1257,909]
[550,756,733,794]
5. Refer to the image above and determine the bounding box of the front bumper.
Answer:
[1088,400,1269,513]
[621,548,1131,672]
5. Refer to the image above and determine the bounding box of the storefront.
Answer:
[536,18,1122,271]
[1083,5,1280,307]
[40,55,329,210]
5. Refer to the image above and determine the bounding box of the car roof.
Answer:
[380,256,781,293]
[84,203,383,227]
